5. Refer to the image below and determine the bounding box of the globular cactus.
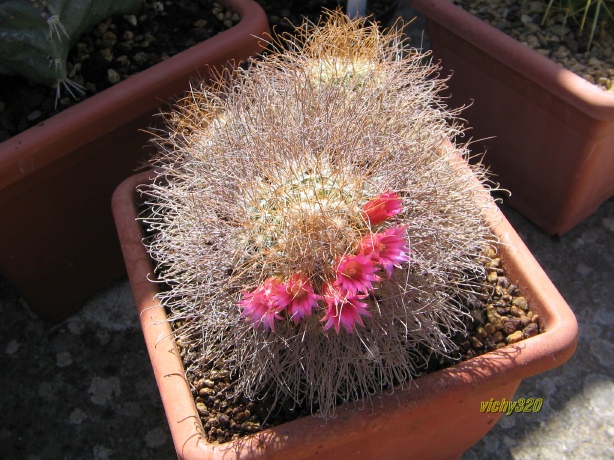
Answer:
[0,0,141,93]
[142,11,499,418]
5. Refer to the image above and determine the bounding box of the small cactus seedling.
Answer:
[142,11,499,419]
[0,0,141,99]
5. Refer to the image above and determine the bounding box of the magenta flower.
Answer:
[361,191,402,225]
[239,278,290,331]
[284,273,321,323]
[321,283,371,334]
[359,225,410,278]
[334,253,381,295]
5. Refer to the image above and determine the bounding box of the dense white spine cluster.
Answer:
[143,11,498,418]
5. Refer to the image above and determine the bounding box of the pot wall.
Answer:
[0,0,270,321]
[412,0,614,235]
[112,169,578,460]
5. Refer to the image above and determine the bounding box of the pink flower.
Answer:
[361,191,402,225]
[359,225,410,278]
[321,283,371,334]
[334,253,381,295]
[284,273,321,323]
[239,278,290,331]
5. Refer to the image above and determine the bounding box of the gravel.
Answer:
[454,0,614,92]
[179,247,543,444]
[0,0,239,141]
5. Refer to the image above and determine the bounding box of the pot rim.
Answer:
[0,0,270,192]
[411,0,614,120]
[112,166,578,458]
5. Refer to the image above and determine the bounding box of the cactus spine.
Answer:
[143,11,499,419]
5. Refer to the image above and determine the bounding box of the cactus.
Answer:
[0,0,141,93]
[142,11,499,419]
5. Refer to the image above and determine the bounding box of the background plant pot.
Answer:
[0,0,269,322]
[112,168,578,460]
[411,0,614,236]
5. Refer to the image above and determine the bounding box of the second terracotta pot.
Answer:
[412,0,614,235]
[0,0,270,321]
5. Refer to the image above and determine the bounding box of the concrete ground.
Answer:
[1,2,613,458]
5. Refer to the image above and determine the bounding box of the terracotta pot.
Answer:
[0,0,269,322]
[411,0,614,236]
[111,167,578,460]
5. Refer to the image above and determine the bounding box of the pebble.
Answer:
[470,308,485,325]
[588,56,604,67]
[512,296,528,310]
[107,69,120,84]
[470,336,484,348]
[528,1,545,13]
[523,322,540,338]
[101,31,117,48]
[196,401,207,415]
[506,330,524,344]
[100,49,113,62]
[133,52,149,65]
[457,0,614,92]
[242,422,261,432]
[26,110,42,122]
[123,14,138,27]
[502,317,522,334]
[95,22,109,36]
[550,24,569,36]
[115,55,129,66]
[486,307,503,329]
[5,339,20,355]
[122,30,134,42]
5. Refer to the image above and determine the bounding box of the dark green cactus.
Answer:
[0,0,141,88]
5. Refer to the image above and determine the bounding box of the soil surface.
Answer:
[179,252,542,444]
[454,0,614,92]
[0,0,397,142]
[0,0,238,142]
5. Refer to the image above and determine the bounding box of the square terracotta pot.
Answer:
[112,168,577,459]
[0,0,269,321]
[412,0,614,235]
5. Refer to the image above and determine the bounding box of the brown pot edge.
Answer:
[410,0,614,119]
[0,0,270,192]
[111,165,578,459]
